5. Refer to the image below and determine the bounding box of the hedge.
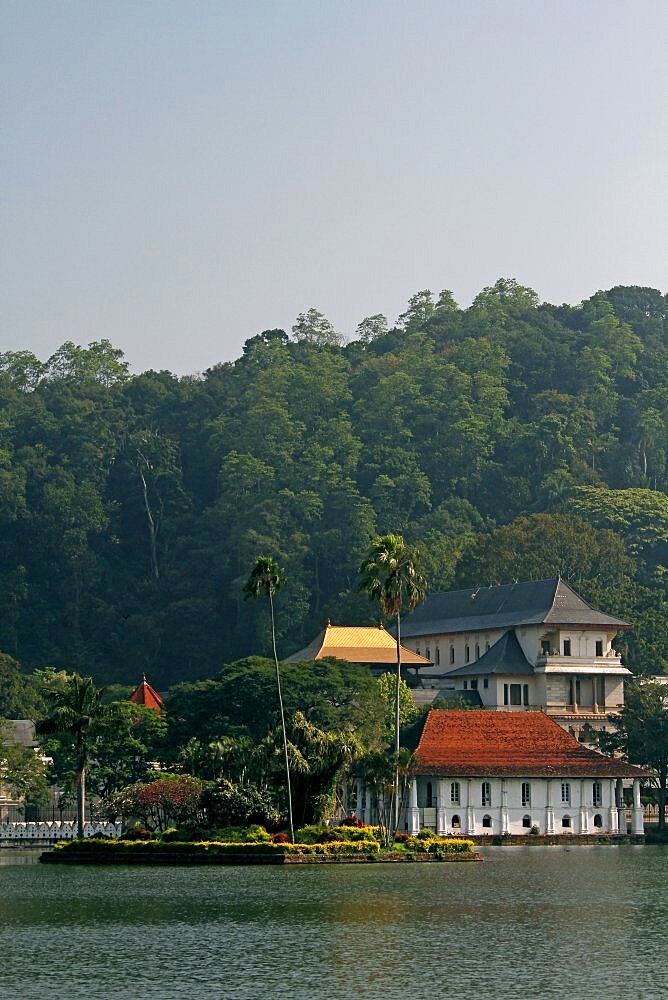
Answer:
[55,838,380,856]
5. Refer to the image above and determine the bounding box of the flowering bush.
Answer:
[270,832,289,844]
[341,816,365,828]
[106,776,205,833]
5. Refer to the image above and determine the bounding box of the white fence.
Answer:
[0,821,122,841]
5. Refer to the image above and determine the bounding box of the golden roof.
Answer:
[284,623,432,666]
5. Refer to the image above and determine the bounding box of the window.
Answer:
[521,782,531,807]
[482,814,492,828]
[450,782,460,805]
[593,813,603,828]
[523,684,529,706]
[595,640,603,657]
[426,782,433,808]
[426,647,431,661]
[475,643,480,659]
[593,781,602,807]
[463,680,468,690]
[436,647,440,665]
[510,683,522,706]
[485,641,490,652]
[561,782,571,805]
[416,646,421,657]
[465,645,470,663]
[563,639,572,656]
[470,678,478,690]
[522,814,531,828]
[483,678,489,689]
[450,646,455,665]
[562,815,571,828]
[451,814,461,829]
[504,683,509,705]
[481,781,491,806]
[541,639,550,655]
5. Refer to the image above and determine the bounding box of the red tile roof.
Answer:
[128,677,165,713]
[413,710,650,778]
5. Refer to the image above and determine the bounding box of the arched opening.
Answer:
[562,815,571,829]
[426,782,433,808]
[451,814,461,830]
[522,814,531,828]
[482,814,492,829]
[593,813,603,828]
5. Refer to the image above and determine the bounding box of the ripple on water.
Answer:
[0,846,666,1000]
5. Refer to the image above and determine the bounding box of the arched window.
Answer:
[482,814,492,828]
[435,647,440,665]
[593,813,603,828]
[426,782,433,808]
[426,646,431,661]
[465,644,470,663]
[451,814,461,829]
[522,814,531,828]
[450,646,455,665]
[562,815,571,828]
[475,643,480,659]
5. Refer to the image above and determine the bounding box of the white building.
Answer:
[355,710,649,838]
[400,577,631,739]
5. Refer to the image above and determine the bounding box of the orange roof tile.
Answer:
[285,623,431,666]
[128,677,165,713]
[413,710,650,778]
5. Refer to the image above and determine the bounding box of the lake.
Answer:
[1,846,666,999]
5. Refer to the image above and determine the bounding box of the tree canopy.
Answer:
[0,283,666,685]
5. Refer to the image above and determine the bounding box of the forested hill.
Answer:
[1,280,667,686]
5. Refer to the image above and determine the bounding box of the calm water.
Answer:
[1,846,666,1000]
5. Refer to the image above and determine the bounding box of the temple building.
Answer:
[128,676,165,713]
[355,710,649,838]
[284,623,431,675]
[399,578,631,739]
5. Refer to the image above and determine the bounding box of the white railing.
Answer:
[0,820,122,841]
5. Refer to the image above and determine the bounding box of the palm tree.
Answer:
[244,556,294,843]
[36,674,110,839]
[359,534,426,827]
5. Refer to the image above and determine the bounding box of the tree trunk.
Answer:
[137,456,159,581]
[394,611,402,831]
[269,591,295,843]
[77,766,86,840]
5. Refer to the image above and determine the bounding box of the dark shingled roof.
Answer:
[446,629,534,677]
[401,578,631,638]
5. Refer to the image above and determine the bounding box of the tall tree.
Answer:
[243,557,294,842]
[36,674,111,838]
[599,681,668,837]
[358,534,425,827]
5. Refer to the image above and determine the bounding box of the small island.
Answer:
[40,823,480,865]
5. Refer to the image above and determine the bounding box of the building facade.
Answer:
[400,578,631,738]
[355,710,649,838]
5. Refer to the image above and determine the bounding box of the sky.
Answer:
[2,0,667,375]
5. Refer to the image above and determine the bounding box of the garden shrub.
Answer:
[200,779,280,829]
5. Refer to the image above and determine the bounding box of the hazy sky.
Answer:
[2,1,667,374]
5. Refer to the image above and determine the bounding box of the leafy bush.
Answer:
[270,832,289,844]
[200,779,280,829]
[341,815,365,828]
[427,838,475,856]
[120,825,153,841]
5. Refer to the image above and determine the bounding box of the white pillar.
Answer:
[501,779,509,834]
[436,779,447,836]
[579,779,589,834]
[408,778,420,835]
[355,778,363,821]
[545,779,555,835]
[631,779,644,835]
[616,778,626,835]
[608,779,618,833]
[466,778,476,835]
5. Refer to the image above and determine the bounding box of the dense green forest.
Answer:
[1,280,667,686]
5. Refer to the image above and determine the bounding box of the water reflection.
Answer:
[0,847,665,999]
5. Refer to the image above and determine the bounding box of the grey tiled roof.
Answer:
[401,578,630,638]
[445,629,534,677]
